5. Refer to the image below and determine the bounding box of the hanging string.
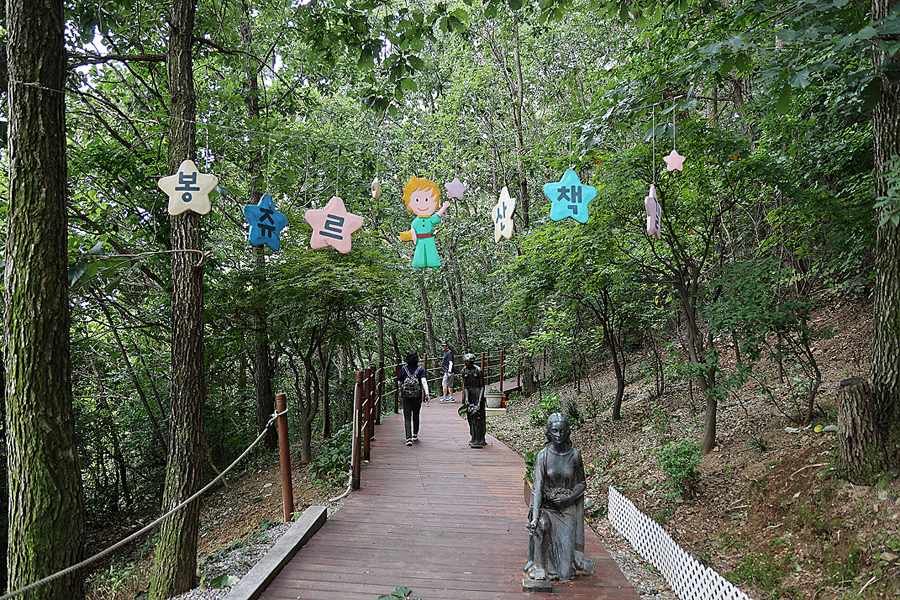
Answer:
[672,97,677,151]
[652,104,656,186]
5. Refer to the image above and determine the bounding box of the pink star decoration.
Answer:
[158,159,218,216]
[444,177,467,200]
[304,196,364,254]
[663,149,686,172]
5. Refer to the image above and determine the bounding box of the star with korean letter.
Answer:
[304,196,364,254]
[544,169,597,224]
[158,159,218,216]
[663,149,686,172]
[444,177,467,200]
[492,186,516,243]
[243,193,289,251]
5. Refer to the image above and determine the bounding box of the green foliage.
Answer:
[205,574,240,589]
[377,586,424,600]
[309,423,352,487]
[746,437,769,454]
[655,440,701,499]
[524,450,537,483]
[824,543,864,585]
[563,394,582,430]
[529,393,562,428]
[726,551,791,592]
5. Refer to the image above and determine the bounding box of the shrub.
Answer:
[656,439,701,500]
[309,423,352,486]
[529,393,562,427]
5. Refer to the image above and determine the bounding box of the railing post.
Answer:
[393,360,399,414]
[276,392,295,522]
[352,370,363,490]
[423,353,429,397]
[376,360,384,425]
[485,350,491,387]
[500,347,505,394]
[364,365,374,461]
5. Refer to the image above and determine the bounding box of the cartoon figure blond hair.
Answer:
[399,175,450,269]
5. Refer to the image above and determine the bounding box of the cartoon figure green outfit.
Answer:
[400,176,450,269]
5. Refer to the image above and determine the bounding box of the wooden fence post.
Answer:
[364,365,374,461]
[276,392,294,522]
[352,370,363,490]
[500,347,505,394]
[393,360,399,414]
[376,360,384,425]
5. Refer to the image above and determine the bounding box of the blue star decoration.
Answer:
[243,193,288,251]
[543,170,597,224]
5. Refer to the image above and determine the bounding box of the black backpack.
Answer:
[400,366,422,398]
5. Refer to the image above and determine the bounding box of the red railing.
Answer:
[349,348,522,490]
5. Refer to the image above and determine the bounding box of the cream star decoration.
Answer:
[304,196,364,254]
[158,159,218,216]
[492,186,516,243]
[663,149,686,172]
[444,177,467,200]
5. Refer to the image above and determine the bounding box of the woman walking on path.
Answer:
[397,350,430,446]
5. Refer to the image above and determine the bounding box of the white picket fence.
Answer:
[607,486,754,600]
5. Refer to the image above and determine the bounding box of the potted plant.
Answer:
[485,386,504,408]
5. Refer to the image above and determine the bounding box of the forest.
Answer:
[4,0,900,597]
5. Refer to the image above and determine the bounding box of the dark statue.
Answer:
[460,353,486,448]
[525,413,595,581]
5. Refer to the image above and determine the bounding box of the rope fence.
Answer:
[608,486,754,600]
[0,409,288,600]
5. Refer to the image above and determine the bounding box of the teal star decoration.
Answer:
[543,170,597,224]
[243,193,288,251]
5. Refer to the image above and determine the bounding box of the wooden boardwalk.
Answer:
[259,395,640,600]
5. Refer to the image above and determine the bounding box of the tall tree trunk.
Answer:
[837,379,884,484]
[417,272,437,355]
[5,0,86,595]
[447,250,469,350]
[239,0,277,453]
[252,253,276,451]
[485,25,530,229]
[870,0,900,473]
[149,0,205,595]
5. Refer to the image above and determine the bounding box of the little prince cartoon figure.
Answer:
[400,175,450,269]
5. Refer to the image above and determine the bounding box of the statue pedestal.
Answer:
[522,579,553,593]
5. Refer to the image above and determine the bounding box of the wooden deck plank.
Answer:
[257,395,639,600]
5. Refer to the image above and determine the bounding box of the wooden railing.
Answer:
[349,348,522,490]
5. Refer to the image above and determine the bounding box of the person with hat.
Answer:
[439,341,455,402]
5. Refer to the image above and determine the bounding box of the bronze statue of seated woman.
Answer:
[525,413,595,581]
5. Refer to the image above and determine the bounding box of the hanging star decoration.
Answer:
[663,149,686,172]
[304,196,364,254]
[644,184,661,240]
[444,177,467,200]
[158,159,218,216]
[243,193,288,251]
[492,186,516,243]
[543,170,597,224]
